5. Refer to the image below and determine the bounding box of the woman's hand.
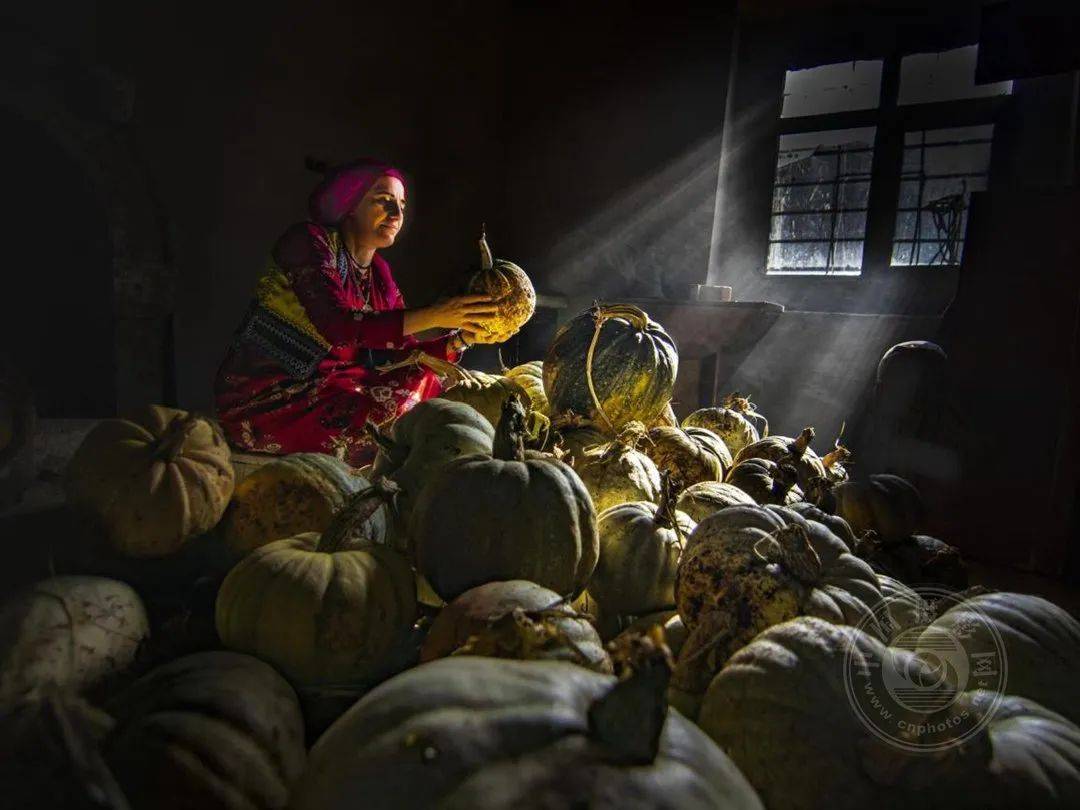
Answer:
[403,294,499,334]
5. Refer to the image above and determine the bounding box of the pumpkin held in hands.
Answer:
[466,228,535,342]
[65,405,235,557]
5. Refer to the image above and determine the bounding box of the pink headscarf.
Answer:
[308,158,407,226]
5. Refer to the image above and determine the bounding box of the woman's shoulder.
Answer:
[272,222,338,269]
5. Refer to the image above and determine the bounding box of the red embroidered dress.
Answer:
[214,222,459,466]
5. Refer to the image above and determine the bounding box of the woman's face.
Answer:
[344,175,406,248]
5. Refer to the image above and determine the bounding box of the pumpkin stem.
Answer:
[316,478,400,553]
[478,224,494,272]
[376,350,475,387]
[753,524,823,585]
[805,475,837,512]
[589,626,674,764]
[771,461,799,500]
[364,420,398,456]
[152,413,202,462]
[653,472,679,532]
[493,394,529,462]
[821,444,850,470]
[792,426,815,457]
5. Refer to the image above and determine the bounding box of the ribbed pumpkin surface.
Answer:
[544,305,678,431]
[468,259,536,342]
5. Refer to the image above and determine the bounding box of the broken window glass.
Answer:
[890,125,994,267]
[898,45,1012,106]
[767,127,876,276]
[781,60,884,118]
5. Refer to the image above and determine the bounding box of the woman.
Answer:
[215,158,500,466]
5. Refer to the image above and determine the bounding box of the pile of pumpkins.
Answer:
[2,303,1079,809]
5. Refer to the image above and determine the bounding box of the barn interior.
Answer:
[1,1,1079,807]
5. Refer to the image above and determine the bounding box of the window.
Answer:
[898,45,1013,106]
[767,127,876,276]
[891,125,994,266]
[781,60,883,118]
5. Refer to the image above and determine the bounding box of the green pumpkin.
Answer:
[503,360,549,416]
[370,397,494,551]
[917,592,1080,726]
[725,457,803,504]
[590,482,694,616]
[854,533,967,589]
[556,424,611,462]
[420,579,610,673]
[292,654,764,810]
[676,480,755,523]
[215,483,417,686]
[682,406,759,456]
[832,474,925,542]
[105,651,307,810]
[645,426,732,491]
[219,452,372,555]
[413,396,598,601]
[573,423,662,514]
[544,304,678,432]
[733,427,825,491]
[440,370,531,429]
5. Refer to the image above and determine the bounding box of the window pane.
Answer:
[770,213,834,241]
[898,45,1013,105]
[836,211,866,239]
[902,148,922,173]
[776,153,838,184]
[838,180,870,210]
[839,150,873,177]
[898,180,920,209]
[773,183,835,213]
[922,142,993,176]
[895,210,916,240]
[832,241,864,268]
[892,242,914,265]
[769,241,830,269]
[781,60,883,118]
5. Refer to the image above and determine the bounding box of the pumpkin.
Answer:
[420,580,610,673]
[614,611,688,658]
[573,421,662,513]
[0,690,121,810]
[0,576,149,706]
[105,650,306,810]
[877,574,931,634]
[725,456,803,504]
[671,507,883,715]
[645,425,732,491]
[855,532,967,589]
[215,481,417,685]
[676,480,755,523]
[556,423,611,462]
[65,405,235,557]
[682,405,759,456]
[917,591,1080,726]
[544,304,678,432]
[733,427,825,490]
[413,395,598,602]
[219,452,373,555]
[786,500,859,548]
[503,359,549,415]
[650,401,679,428]
[697,618,924,810]
[589,479,694,616]
[291,640,764,810]
[370,397,494,551]
[721,392,769,438]
[832,473,926,542]
[441,368,531,429]
[466,229,535,342]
